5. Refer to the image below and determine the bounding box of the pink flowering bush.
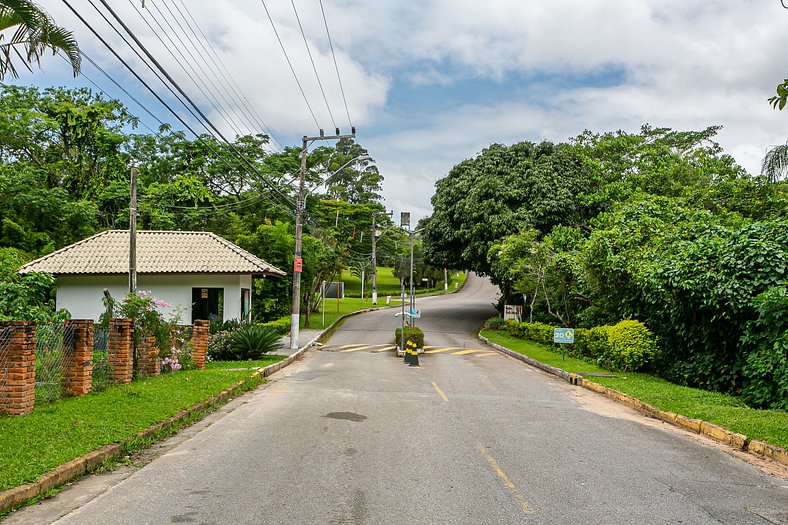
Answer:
[101,290,193,372]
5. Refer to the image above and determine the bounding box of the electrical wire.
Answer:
[61,0,295,218]
[319,0,353,129]
[259,0,321,130]
[94,0,296,210]
[290,0,336,129]
[170,0,283,151]
[130,0,248,140]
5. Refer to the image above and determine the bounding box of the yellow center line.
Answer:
[452,349,483,355]
[424,347,461,354]
[477,443,532,515]
[336,343,369,350]
[340,345,374,353]
[431,381,448,402]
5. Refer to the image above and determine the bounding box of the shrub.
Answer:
[583,326,611,360]
[260,317,291,335]
[525,322,554,346]
[603,320,659,371]
[739,286,788,409]
[225,324,281,360]
[484,316,505,330]
[395,326,424,348]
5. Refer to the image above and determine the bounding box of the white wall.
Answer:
[56,274,251,323]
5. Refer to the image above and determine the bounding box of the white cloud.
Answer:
[15,1,788,223]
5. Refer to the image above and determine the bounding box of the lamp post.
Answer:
[371,209,392,305]
[290,131,361,350]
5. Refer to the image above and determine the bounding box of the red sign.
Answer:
[293,257,303,273]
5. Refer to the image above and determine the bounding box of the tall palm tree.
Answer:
[0,0,80,80]
[761,143,788,183]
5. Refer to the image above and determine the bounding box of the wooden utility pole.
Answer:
[129,166,137,295]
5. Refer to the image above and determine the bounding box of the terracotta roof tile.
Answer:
[19,230,286,277]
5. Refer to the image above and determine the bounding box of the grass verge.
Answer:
[0,357,283,492]
[481,330,788,450]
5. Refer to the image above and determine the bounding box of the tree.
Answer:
[769,78,788,110]
[312,138,382,204]
[761,143,788,182]
[0,0,80,79]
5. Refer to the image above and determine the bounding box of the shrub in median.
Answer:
[395,326,424,348]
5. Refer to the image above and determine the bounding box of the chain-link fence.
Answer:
[0,325,13,410]
[35,323,73,403]
[92,326,114,392]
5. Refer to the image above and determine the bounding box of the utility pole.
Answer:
[371,210,392,305]
[290,128,356,350]
[129,166,137,295]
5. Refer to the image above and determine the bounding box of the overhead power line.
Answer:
[260,0,321,130]
[93,0,295,209]
[290,0,336,130]
[60,0,296,216]
[319,0,353,129]
[170,0,284,151]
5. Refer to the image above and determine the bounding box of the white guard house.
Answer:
[19,230,286,324]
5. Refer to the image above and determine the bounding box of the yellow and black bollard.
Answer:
[404,338,420,367]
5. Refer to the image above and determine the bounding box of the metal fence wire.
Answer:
[92,326,114,392]
[35,323,73,403]
[0,326,13,411]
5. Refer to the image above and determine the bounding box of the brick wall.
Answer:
[136,332,160,377]
[192,320,209,370]
[0,321,36,416]
[108,318,133,384]
[62,320,93,396]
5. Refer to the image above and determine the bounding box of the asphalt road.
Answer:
[7,274,788,524]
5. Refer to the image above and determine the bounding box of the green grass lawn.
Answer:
[341,267,467,298]
[481,330,788,450]
[303,270,468,329]
[0,357,283,492]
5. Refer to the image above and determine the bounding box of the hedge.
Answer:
[502,319,659,372]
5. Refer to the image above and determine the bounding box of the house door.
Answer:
[192,287,224,324]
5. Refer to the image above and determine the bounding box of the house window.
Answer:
[241,288,251,323]
[192,287,224,324]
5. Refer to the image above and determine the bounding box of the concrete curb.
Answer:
[478,334,788,469]
[0,350,313,515]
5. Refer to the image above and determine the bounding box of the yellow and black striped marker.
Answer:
[404,338,420,367]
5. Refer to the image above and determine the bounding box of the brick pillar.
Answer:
[136,332,160,377]
[108,318,133,384]
[192,320,209,370]
[0,321,36,416]
[62,320,94,396]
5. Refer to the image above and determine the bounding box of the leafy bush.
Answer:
[739,286,788,409]
[260,317,291,335]
[225,324,281,360]
[210,318,245,334]
[484,316,505,330]
[395,326,424,348]
[602,320,659,371]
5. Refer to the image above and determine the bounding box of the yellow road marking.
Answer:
[335,343,368,350]
[431,381,448,402]
[340,345,374,352]
[424,347,461,354]
[452,349,483,355]
[475,352,498,357]
[477,443,532,514]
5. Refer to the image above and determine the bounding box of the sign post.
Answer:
[553,328,575,361]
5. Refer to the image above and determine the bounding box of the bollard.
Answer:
[404,338,420,367]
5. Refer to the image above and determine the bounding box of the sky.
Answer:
[15,0,788,223]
